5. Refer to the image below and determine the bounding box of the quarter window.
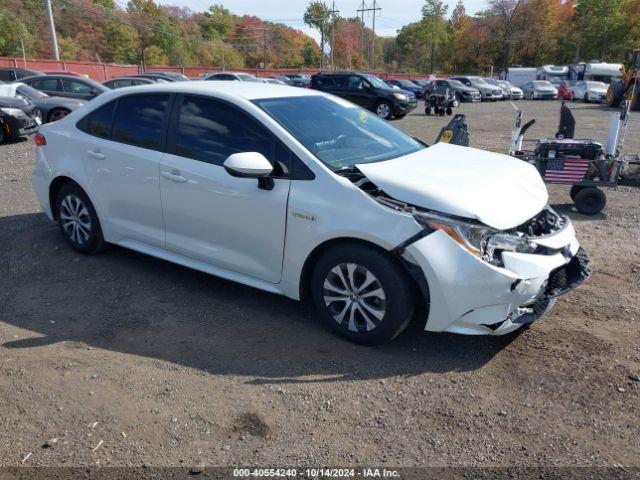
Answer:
[112,94,170,150]
[172,95,286,171]
[32,78,61,91]
[80,101,116,139]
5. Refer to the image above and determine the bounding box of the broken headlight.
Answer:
[413,212,495,258]
[413,212,536,265]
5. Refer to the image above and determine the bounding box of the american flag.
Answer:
[543,156,590,184]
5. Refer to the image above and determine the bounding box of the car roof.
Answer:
[94,80,323,101]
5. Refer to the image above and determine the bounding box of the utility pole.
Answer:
[358,0,365,71]
[329,1,339,71]
[263,28,267,70]
[45,0,60,60]
[357,1,381,72]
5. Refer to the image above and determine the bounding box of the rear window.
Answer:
[112,94,170,150]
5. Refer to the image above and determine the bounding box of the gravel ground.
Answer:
[0,100,639,469]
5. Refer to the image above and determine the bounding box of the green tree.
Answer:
[303,1,331,68]
[0,10,33,57]
[201,4,235,40]
[574,0,627,62]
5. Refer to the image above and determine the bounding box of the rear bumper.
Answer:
[404,223,590,336]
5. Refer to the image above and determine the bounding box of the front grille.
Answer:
[545,248,591,297]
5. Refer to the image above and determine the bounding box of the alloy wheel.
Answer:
[323,263,387,333]
[59,194,92,245]
[376,103,391,119]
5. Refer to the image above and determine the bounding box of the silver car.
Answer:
[522,81,558,100]
[497,80,523,100]
[570,81,608,103]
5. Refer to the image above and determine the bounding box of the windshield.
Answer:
[468,77,490,86]
[363,75,389,89]
[447,79,465,88]
[239,74,261,82]
[586,81,607,89]
[253,95,424,171]
[483,78,498,85]
[534,81,553,87]
[16,84,48,99]
[395,80,415,88]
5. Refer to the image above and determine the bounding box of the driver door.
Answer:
[160,94,291,283]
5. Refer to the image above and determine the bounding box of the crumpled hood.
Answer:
[356,142,548,230]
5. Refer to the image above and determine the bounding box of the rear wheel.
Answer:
[424,106,432,115]
[375,101,393,120]
[311,244,416,345]
[48,108,70,123]
[583,93,589,103]
[55,182,106,254]
[574,187,606,215]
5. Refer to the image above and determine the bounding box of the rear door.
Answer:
[28,77,63,97]
[79,93,171,247]
[159,94,291,283]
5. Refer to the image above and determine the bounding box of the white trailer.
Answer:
[569,62,624,84]
[499,67,537,87]
[536,65,569,85]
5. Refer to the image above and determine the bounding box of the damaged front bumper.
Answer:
[403,221,591,335]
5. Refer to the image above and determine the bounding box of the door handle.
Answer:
[87,150,105,160]
[161,171,188,183]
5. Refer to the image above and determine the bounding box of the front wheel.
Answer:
[584,93,589,103]
[311,244,416,345]
[55,182,106,254]
[375,101,393,120]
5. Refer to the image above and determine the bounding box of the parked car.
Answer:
[497,80,523,100]
[126,74,172,83]
[311,72,417,120]
[0,67,43,82]
[425,79,481,102]
[31,82,589,344]
[521,80,558,100]
[0,82,84,122]
[204,72,262,82]
[263,78,287,85]
[144,71,191,82]
[386,79,424,98]
[482,78,507,99]
[449,76,502,101]
[557,81,573,100]
[277,75,309,88]
[570,80,608,103]
[42,70,82,76]
[18,75,109,100]
[0,96,40,143]
[103,77,155,89]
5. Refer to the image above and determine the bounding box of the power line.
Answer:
[357,1,381,71]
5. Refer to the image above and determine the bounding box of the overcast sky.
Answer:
[158,0,487,41]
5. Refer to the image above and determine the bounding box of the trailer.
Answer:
[569,61,623,84]
[536,65,569,86]
[499,67,537,88]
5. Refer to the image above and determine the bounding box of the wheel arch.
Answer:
[298,236,426,307]
[48,175,100,223]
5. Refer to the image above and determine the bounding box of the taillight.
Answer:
[35,133,46,146]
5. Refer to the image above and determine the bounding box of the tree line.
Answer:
[0,0,638,73]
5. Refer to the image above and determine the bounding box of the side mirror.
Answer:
[223,152,275,190]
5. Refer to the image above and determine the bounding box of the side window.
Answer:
[32,78,61,91]
[62,79,93,94]
[79,101,116,139]
[172,95,288,173]
[112,94,170,150]
[0,70,11,81]
[348,76,366,90]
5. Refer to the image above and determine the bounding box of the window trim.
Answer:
[167,93,304,179]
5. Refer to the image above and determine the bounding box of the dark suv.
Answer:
[311,72,417,120]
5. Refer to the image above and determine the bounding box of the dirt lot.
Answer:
[0,100,639,470]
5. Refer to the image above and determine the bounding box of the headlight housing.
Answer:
[1,107,26,117]
[393,92,408,101]
[412,211,536,265]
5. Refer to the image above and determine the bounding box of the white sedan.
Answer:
[30,82,590,344]
[571,80,608,103]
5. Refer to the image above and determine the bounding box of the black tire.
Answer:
[0,121,6,144]
[425,107,431,115]
[445,107,453,115]
[583,93,589,103]
[606,79,625,108]
[311,243,416,345]
[569,185,585,201]
[374,100,393,120]
[55,182,106,254]
[574,187,606,215]
[47,108,70,123]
